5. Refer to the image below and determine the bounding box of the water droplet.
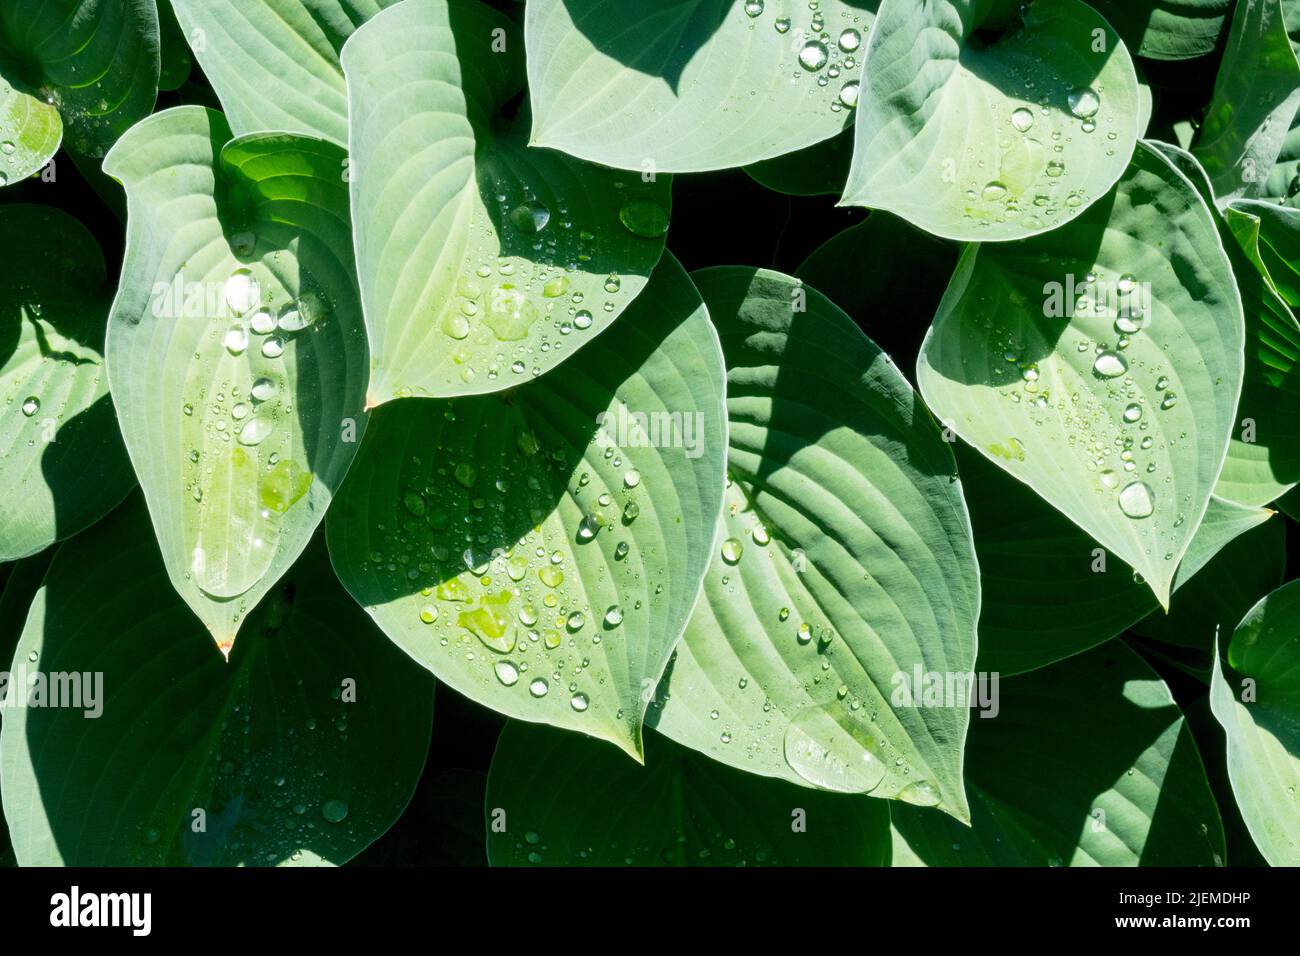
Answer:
[237,417,273,446]
[509,200,550,233]
[224,269,260,316]
[250,310,275,334]
[798,40,829,71]
[495,660,520,686]
[1119,481,1155,519]
[1160,393,1178,410]
[1010,107,1035,132]
[224,325,248,355]
[454,462,478,488]
[838,80,860,109]
[21,396,39,417]
[604,605,624,627]
[570,692,590,711]
[261,336,285,359]
[529,677,549,698]
[783,704,888,792]
[838,28,861,52]
[981,181,1007,201]
[721,537,744,564]
[574,309,593,330]
[321,799,349,823]
[0,141,15,156]
[566,611,585,632]
[251,377,277,402]
[744,0,764,16]
[419,604,438,624]
[1067,87,1100,119]
[619,201,670,238]
[1123,403,1142,423]
[774,16,790,33]
[1092,351,1127,378]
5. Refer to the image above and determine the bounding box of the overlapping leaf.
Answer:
[1090,0,1234,61]
[892,643,1225,866]
[171,0,397,145]
[0,76,60,186]
[0,494,434,866]
[0,206,134,561]
[650,268,980,822]
[486,721,890,866]
[327,253,726,759]
[103,107,369,654]
[918,141,1244,606]
[0,0,160,158]
[842,0,1140,242]
[1210,580,1300,865]
[525,0,877,173]
[342,0,672,404]
[1192,0,1300,205]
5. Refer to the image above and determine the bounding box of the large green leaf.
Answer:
[1192,0,1300,205]
[650,268,980,822]
[841,0,1140,242]
[917,141,1243,606]
[525,0,877,174]
[0,206,135,561]
[0,0,160,157]
[485,721,890,866]
[0,76,60,187]
[342,0,672,404]
[964,438,1276,675]
[103,107,369,655]
[1228,199,1300,306]
[1089,0,1234,61]
[171,0,398,145]
[0,494,434,866]
[327,253,726,760]
[1210,580,1300,865]
[893,642,1225,866]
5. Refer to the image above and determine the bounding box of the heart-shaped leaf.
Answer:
[327,252,726,759]
[1089,0,1234,61]
[0,205,135,561]
[525,0,877,174]
[0,493,435,866]
[0,76,60,186]
[0,0,160,157]
[170,0,397,145]
[342,0,672,404]
[486,721,891,866]
[1210,580,1300,865]
[1193,0,1300,206]
[649,268,980,823]
[103,107,369,655]
[892,642,1225,866]
[917,141,1244,606]
[964,438,1276,675]
[842,0,1140,242]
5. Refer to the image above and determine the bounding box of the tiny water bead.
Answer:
[720,537,744,564]
[1118,480,1155,519]
[21,396,40,417]
[744,0,764,16]
[1010,107,1035,132]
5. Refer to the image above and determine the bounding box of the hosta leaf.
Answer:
[1210,580,1300,865]
[342,0,672,404]
[485,721,890,866]
[1089,0,1234,61]
[326,253,725,759]
[841,0,1140,242]
[171,0,398,145]
[892,642,1225,866]
[0,76,60,187]
[1192,0,1300,205]
[103,107,369,655]
[157,0,193,92]
[1227,199,1300,306]
[917,141,1243,606]
[650,268,980,822]
[0,205,134,561]
[0,0,160,157]
[525,0,877,174]
[965,436,1275,675]
[0,494,434,866]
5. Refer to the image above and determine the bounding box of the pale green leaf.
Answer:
[525,0,877,173]
[171,0,398,145]
[917,141,1244,605]
[342,0,672,404]
[0,493,434,866]
[103,107,369,654]
[486,721,890,866]
[1210,580,1300,865]
[0,76,60,186]
[326,253,726,760]
[1193,0,1300,205]
[842,0,1140,242]
[0,205,134,561]
[892,642,1225,866]
[650,267,980,823]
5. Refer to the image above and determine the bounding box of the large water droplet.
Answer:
[1092,351,1127,378]
[783,704,888,792]
[224,269,260,316]
[798,40,829,71]
[619,200,670,238]
[494,660,520,686]
[509,200,551,234]
[1010,107,1035,132]
[237,417,273,446]
[21,396,39,417]
[1067,87,1101,119]
[321,799,349,823]
[1118,481,1155,519]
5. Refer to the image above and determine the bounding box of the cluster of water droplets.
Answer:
[422,175,668,390]
[359,415,664,717]
[741,0,865,113]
